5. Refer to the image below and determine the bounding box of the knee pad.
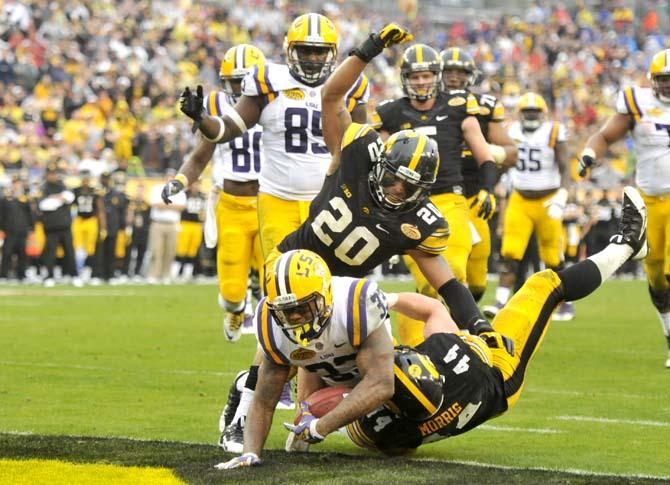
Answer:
[648,285,670,313]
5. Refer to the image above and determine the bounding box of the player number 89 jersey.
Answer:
[254,276,391,388]
[204,91,263,188]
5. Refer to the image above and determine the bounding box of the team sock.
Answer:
[232,365,258,426]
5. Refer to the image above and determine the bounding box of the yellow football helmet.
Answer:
[219,44,266,100]
[284,13,338,86]
[517,92,548,131]
[265,249,333,346]
[648,49,670,103]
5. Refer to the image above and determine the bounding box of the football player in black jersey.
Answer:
[440,47,517,303]
[72,170,106,279]
[347,186,648,454]
[372,44,501,347]
[218,24,515,466]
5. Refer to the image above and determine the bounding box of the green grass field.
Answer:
[1,279,669,483]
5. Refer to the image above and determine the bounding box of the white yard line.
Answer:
[478,424,562,434]
[556,415,670,427]
[0,360,234,378]
[0,289,141,297]
[527,387,657,400]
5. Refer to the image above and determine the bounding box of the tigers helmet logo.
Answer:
[448,97,466,106]
[401,223,422,240]
[290,348,317,360]
[283,88,305,100]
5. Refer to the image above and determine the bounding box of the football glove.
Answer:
[161,177,185,204]
[350,23,413,62]
[479,331,515,357]
[544,188,568,220]
[214,452,261,470]
[179,85,205,133]
[470,189,496,220]
[578,148,596,177]
[283,401,324,444]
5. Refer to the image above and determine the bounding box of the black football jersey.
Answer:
[350,332,507,451]
[181,192,206,223]
[73,186,100,219]
[461,93,506,198]
[373,91,479,195]
[278,123,449,277]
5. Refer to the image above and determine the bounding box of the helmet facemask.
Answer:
[268,291,332,346]
[402,69,441,102]
[520,108,543,132]
[652,74,670,104]
[287,43,337,86]
[220,76,245,102]
[370,158,430,211]
[442,66,473,91]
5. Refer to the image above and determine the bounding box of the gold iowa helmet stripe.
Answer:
[394,364,438,416]
[548,122,559,148]
[624,87,641,122]
[453,47,460,61]
[407,134,427,172]
[416,45,423,63]
[417,354,440,379]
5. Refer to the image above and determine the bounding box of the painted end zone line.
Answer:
[478,424,562,434]
[557,415,670,428]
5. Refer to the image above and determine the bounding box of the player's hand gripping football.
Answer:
[470,189,496,220]
[179,85,204,133]
[214,452,261,470]
[283,401,324,444]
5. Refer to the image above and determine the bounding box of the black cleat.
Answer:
[220,420,244,453]
[610,186,648,260]
[219,370,247,434]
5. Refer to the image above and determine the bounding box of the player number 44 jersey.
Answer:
[204,91,263,187]
[254,276,391,388]
[616,86,670,195]
[242,63,369,200]
[507,120,567,192]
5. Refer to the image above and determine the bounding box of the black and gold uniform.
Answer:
[276,123,449,276]
[177,190,206,259]
[462,93,506,298]
[95,186,128,281]
[72,185,103,258]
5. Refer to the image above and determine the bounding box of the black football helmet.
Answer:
[400,44,443,102]
[440,47,477,90]
[390,346,445,421]
[370,130,439,211]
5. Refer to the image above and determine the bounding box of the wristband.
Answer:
[174,173,189,187]
[580,147,596,160]
[309,418,325,440]
[479,160,497,192]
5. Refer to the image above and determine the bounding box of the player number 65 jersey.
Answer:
[204,91,263,188]
[254,276,391,388]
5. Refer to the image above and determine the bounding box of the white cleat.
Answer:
[223,311,244,342]
[665,350,670,369]
[611,186,648,260]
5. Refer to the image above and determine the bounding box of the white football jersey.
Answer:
[508,120,567,191]
[616,86,670,195]
[204,91,263,187]
[254,276,391,388]
[242,63,370,200]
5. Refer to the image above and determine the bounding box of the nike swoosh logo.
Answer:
[375,223,389,234]
[334,342,347,348]
[436,115,448,121]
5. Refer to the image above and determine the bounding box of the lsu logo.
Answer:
[401,223,421,240]
[448,97,466,107]
[290,348,317,360]
[283,88,305,100]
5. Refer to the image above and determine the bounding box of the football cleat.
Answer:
[552,301,575,322]
[224,310,245,342]
[666,350,670,369]
[482,302,504,319]
[219,420,244,454]
[610,186,648,260]
[219,371,247,433]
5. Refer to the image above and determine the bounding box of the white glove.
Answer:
[214,452,261,469]
[544,188,568,220]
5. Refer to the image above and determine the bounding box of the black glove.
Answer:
[350,23,413,63]
[470,189,496,220]
[161,178,185,204]
[469,318,515,357]
[578,148,596,177]
[179,85,205,133]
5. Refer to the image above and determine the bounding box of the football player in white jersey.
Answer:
[215,249,458,469]
[578,49,670,367]
[483,92,572,319]
[203,44,266,342]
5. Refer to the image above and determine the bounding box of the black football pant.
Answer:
[0,231,28,279]
[43,228,77,278]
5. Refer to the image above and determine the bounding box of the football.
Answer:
[295,386,352,423]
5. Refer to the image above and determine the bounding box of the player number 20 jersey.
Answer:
[204,91,263,187]
[254,276,391,388]
[507,120,566,191]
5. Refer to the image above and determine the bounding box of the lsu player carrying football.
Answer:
[347,187,648,454]
[440,47,517,303]
[202,44,266,342]
[578,49,670,367]
[372,44,502,347]
[483,92,572,321]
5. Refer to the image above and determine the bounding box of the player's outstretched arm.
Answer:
[579,113,631,176]
[242,357,290,457]
[388,292,458,336]
[315,327,394,437]
[487,121,518,169]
